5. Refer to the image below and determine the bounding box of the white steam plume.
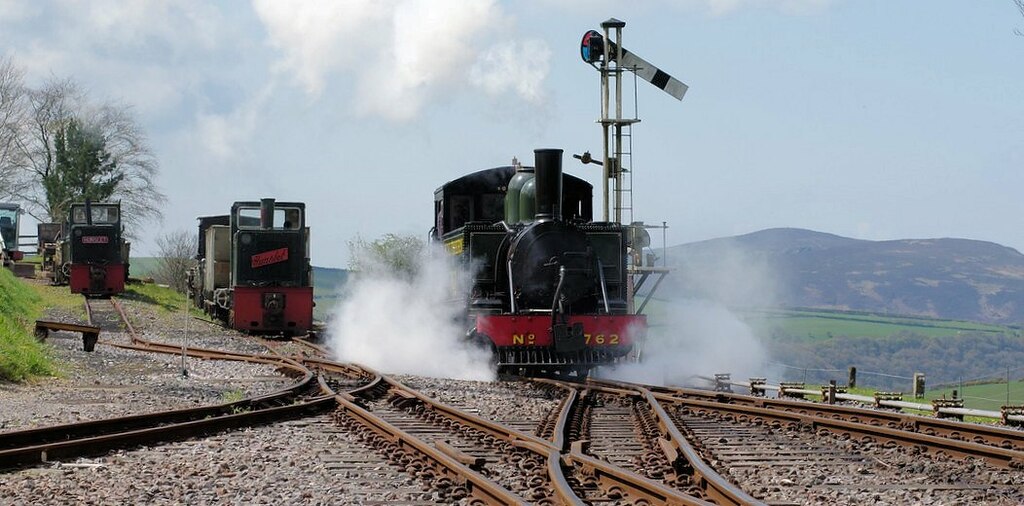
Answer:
[252,0,549,121]
[327,245,495,381]
[599,241,779,386]
[598,299,767,386]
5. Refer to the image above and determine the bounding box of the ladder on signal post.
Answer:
[614,119,634,226]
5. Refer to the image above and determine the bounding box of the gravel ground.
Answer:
[395,375,562,436]
[0,298,513,504]
[0,299,290,432]
[0,416,453,506]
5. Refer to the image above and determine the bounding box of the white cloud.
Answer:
[191,82,274,163]
[0,0,39,22]
[538,0,832,16]
[252,0,550,121]
[470,39,550,104]
[4,1,232,119]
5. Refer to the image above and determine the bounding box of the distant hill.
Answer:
[312,266,349,295]
[663,228,1024,324]
[130,259,348,290]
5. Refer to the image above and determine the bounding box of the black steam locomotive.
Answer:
[432,149,645,376]
[187,199,313,335]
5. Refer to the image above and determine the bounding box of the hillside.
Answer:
[664,228,1024,324]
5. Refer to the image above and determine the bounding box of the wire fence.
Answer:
[765,361,912,388]
[761,361,1024,409]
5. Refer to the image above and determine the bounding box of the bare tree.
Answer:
[14,77,84,220]
[1017,0,1024,36]
[153,229,197,293]
[13,75,165,236]
[84,102,165,233]
[0,57,27,199]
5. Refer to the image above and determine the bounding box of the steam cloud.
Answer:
[252,0,549,121]
[598,242,777,386]
[327,245,495,381]
[598,299,768,386]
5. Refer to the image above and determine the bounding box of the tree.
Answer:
[1017,0,1024,36]
[0,57,27,199]
[15,77,81,218]
[42,118,122,219]
[13,75,165,235]
[153,229,197,293]
[347,233,425,279]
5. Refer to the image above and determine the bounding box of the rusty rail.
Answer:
[657,384,1024,453]
[538,378,762,505]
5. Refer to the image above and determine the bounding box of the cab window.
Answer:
[237,207,262,229]
[277,207,302,230]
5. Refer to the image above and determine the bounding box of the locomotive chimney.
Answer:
[260,198,275,229]
[533,148,563,222]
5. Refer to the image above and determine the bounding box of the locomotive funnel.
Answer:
[534,148,563,222]
[260,198,275,229]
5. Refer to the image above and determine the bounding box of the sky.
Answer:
[1,0,1022,268]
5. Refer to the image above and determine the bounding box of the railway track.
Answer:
[544,376,1024,503]
[84,297,126,334]
[305,360,713,505]
[22,297,1022,503]
[650,384,1024,454]
[635,385,1024,470]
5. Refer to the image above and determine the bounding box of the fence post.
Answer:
[848,366,857,389]
[913,373,926,399]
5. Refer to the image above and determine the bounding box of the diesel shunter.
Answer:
[52,201,130,296]
[188,199,313,335]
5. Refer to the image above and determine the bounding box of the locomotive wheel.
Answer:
[57,262,70,284]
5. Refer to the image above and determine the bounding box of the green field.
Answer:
[741,308,1014,340]
[127,257,160,278]
[925,380,1024,412]
[642,299,1016,341]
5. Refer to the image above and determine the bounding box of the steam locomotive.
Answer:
[52,201,130,296]
[187,199,314,335]
[432,149,645,376]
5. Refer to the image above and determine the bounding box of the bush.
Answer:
[153,229,197,293]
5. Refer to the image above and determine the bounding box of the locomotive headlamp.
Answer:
[74,229,82,236]
[240,233,252,245]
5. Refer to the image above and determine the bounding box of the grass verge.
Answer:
[0,269,55,382]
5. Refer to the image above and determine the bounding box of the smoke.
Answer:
[599,242,779,386]
[327,243,495,381]
[598,299,768,386]
[251,0,549,121]
[673,244,781,309]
